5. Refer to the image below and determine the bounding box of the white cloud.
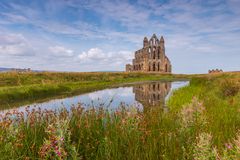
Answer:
[78,47,133,69]
[0,12,28,24]
[0,0,239,73]
[78,48,106,61]
[0,33,34,56]
[0,33,25,45]
[49,46,74,57]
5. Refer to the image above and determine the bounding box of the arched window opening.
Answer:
[153,51,155,59]
[158,62,160,71]
[153,63,156,71]
[165,64,168,72]
[148,63,151,71]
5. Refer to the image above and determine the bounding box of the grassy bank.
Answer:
[168,72,240,157]
[0,72,188,109]
[0,72,239,159]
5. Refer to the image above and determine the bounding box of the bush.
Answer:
[220,79,240,97]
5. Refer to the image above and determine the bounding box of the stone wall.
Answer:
[126,34,172,73]
[208,69,223,73]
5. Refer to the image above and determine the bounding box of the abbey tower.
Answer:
[126,34,171,73]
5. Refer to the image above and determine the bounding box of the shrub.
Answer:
[220,79,240,97]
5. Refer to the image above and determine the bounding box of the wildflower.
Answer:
[225,143,233,150]
[56,150,61,157]
[39,118,77,159]
[233,132,240,153]
[193,132,216,160]
[180,97,206,128]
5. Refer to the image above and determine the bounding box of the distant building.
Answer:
[208,69,223,74]
[126,34,172,73]
[10,68,31,73]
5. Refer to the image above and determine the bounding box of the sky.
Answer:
[0,0,239,74]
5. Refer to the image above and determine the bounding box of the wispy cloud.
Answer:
[0,33,34,56]
[78,48,133,66]
[0,0,239,73]
[49,46,74,57]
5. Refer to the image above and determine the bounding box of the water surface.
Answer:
[1,81,188,113]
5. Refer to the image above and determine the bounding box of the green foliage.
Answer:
[220,79,240,97]
[0,72,188,109]
[193,133,216,160]
[0,72,240,159]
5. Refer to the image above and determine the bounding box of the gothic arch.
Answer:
[158,62,160,71]
[153,62,156,71]
[165,64,168,72]
[165,83,168,90]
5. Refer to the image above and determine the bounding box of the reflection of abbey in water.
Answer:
[133,82,171,107]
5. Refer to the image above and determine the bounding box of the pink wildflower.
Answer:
[225,143,232,150]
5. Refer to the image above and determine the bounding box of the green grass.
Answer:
[0,72,240,159]
[0,72,189,109]
[168,73,240,155]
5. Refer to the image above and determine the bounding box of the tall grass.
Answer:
[0,72,239,159]
[0,72,188,109]
[168,74,240,155]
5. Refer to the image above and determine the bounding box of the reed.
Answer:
[0,72,239,159]
[0,72,188,109]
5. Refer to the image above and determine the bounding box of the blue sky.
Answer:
[0,0,239,73]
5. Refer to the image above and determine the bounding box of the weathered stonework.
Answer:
[208,69,223,74]
[126,34,172,73]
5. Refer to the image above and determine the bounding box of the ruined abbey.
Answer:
[126,34,171,73]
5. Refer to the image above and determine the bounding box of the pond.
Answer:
[1,81,189,114]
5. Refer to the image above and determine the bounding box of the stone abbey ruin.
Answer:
[126,34,171,73]
[208,69,223,74]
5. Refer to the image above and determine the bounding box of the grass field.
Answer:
[0,72,189,109]
[0,71,240,159]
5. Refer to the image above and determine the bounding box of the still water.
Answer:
[2,81,188,113]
